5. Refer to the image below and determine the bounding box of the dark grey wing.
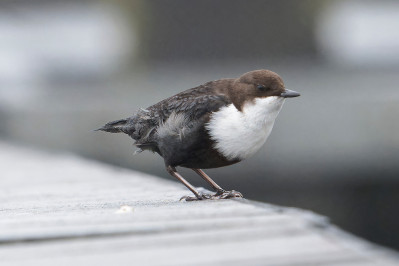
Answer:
[128,83,231,148]
[150,93,230,121]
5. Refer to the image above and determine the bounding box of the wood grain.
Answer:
[0,142,398,266]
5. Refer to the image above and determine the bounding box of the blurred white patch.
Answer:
[316,1,399,66]
[0,2,135,108]
[115,205,134,214]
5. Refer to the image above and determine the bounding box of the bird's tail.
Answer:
[95,118,129,133]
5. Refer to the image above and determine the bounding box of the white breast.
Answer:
[206,96,285,160]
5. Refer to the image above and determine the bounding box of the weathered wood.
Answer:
[0,142,398,266]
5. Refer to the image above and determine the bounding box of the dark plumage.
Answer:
[97,70,300,200]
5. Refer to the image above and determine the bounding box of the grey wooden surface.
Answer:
[0,141,398,266]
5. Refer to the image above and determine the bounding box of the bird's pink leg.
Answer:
[192,168,243,199]
[166,166,212,201]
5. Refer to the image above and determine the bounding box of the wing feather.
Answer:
[128,82,231,147]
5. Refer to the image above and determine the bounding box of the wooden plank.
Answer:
[0,142,398,266]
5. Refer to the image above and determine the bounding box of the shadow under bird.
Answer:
[97,70,300,200]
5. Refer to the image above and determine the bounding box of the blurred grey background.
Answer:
[1,0,399,250]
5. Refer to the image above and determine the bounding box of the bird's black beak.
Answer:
[281,89,300,98]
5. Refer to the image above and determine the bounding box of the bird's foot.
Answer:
[180,192,213,201]
[180,190,243,201]
[213,189,243,199]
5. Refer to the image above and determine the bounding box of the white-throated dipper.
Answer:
[97,70,300,201]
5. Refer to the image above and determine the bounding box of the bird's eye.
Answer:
[257,85,268,91]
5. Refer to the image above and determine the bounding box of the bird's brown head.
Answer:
[229,69,300,111]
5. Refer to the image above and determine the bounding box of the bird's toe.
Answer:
[213,190,243,199]
[180,192,213,201]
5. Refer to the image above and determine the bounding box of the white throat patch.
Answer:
[206,96,285,160]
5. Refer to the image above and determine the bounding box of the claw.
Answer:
[214,190,243,199]
[180,190,243,201]
[180,192,213,201]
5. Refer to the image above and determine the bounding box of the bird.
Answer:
[96,69,300,201]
